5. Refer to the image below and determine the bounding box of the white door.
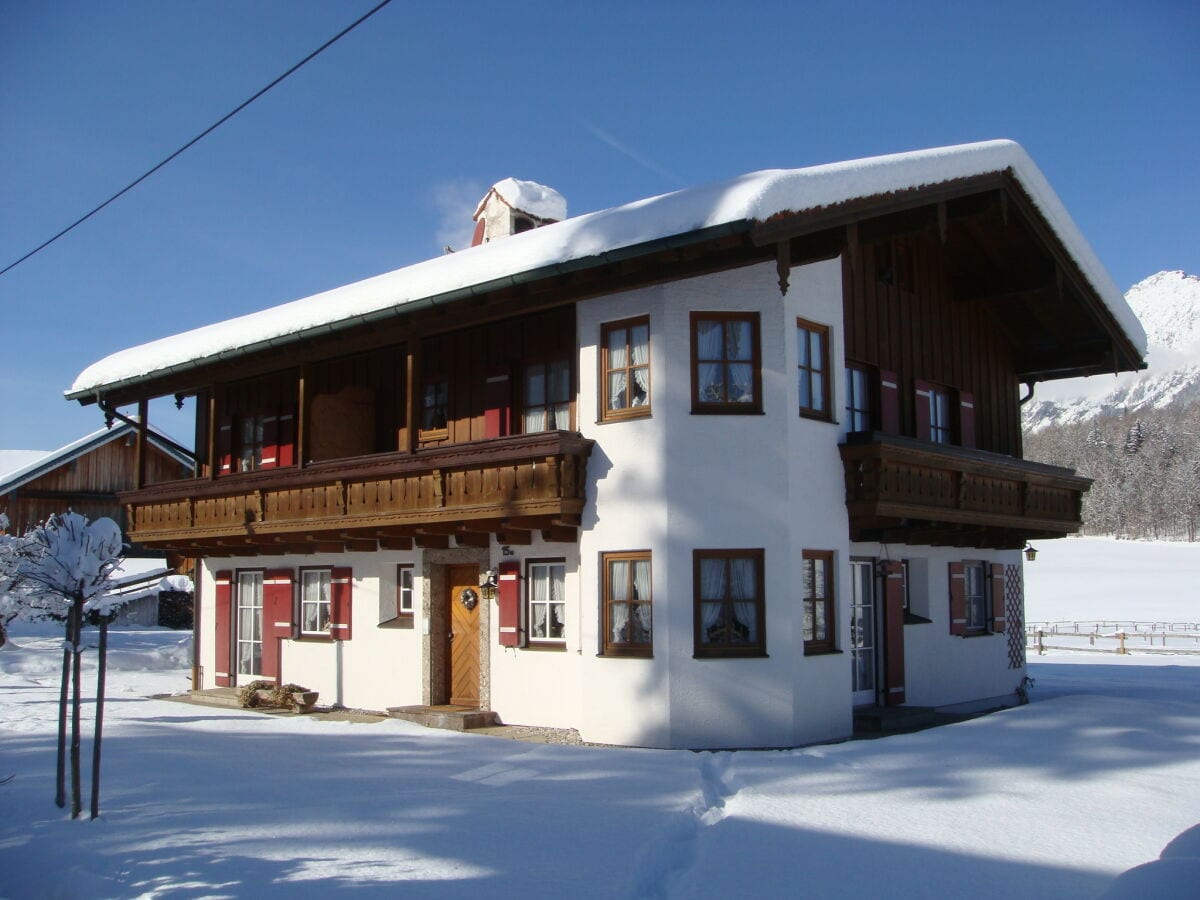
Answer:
[236,571,263,680]
[850,560,878,706]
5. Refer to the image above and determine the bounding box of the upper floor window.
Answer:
[421,379,449,434]
[693,549,766,658]
[845,364,873,432]
[523,360,571,432]
[601,551,652,657]
[300,568,332,635]
[929,386,952,444]
[802,550,835,654]
[796,318,831,421]
[527,559,566,645]
[600,317,651,421]
[238,413,267,471]
[690,312,762,414]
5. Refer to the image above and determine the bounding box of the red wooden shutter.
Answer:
[914,380,932,442]
[262,569,294,680]
[330,567,353,641]
[214,570,233,686]
[277,412,296,467]
[217,415,234,475]
[990,563,1007,633]
[959,391,976,449]
[259,414,279,470]
[470,218,486,247]
[483,367,512,439]
[881,560,906,706]
[879,370,900,434]
[948,561,966,636]
[498,561,520,647]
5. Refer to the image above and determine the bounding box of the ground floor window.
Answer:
[526,559,566,645]
[236,570,263,676]
[964,561,988,631]
[300,568,332,635]
[693,549,766,657]
[802,550,835,654]
[602,551,652,656]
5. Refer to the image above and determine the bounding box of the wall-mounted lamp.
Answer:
[479,569,499,602]
[1024,544,1038,562]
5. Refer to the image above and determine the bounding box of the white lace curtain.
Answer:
[607,324,650,410]
[696,320,753,403]
[700,556,757,643]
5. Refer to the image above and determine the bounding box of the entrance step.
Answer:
[387,705,502,732]
[189,687,243,708]
[853,704,938,736]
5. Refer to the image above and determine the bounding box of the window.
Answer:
[600,317,651,421]
[421,379,449,434]
[602,551,652,657]
[300,569,332,635]
[690,312,762,413]
[235,571,263,676]
[929,387,952,444]
[526,559,566,645]
[237,413,267,471]
[845,364,873,432]
[796,319,831,420]
[964,562,988,631]
[802,550,835,654]
[398,564,414,615]
[523,359,571,432]
[693,549,766,657]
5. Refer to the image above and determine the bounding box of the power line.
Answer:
[0,0,395,279]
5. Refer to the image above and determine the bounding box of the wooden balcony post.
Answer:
[208,391,218,482]
[135,398,148,490]
[297,363,309,470]
[405,338,420,455]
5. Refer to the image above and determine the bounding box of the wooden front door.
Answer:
[447,565,481,707]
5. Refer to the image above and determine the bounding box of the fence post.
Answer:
[1118,632,1126,655]
[1037,630,1044,656]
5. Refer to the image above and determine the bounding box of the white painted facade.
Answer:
[196,254,1027,750]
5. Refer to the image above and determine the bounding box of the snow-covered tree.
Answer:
[10,512,126,819]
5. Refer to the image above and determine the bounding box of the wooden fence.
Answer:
[1026,621,1200,656]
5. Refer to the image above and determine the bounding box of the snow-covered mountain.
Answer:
[1023,270,1200,431]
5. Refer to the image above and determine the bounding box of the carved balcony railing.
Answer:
[838,432,1091,548]
[122,432,593,555]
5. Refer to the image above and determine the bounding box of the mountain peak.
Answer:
[1125,270,1200,352]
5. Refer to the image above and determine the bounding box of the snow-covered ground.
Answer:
[2,538,1198,899]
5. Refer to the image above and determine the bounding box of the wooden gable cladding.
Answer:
[121,431,592,554]
[842,231,1022,457]
[839,432,1090,549]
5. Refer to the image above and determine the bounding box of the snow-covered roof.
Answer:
[69,140,1147,398]
[474,177,567,222]
[0,450,49,483]
[0,424,193,496]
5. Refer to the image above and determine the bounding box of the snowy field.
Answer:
[2,538,1198,899]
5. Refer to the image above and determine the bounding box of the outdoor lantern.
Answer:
[479,569,499,602]
[1024,544,1038,562]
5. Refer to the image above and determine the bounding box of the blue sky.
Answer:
[1,0,1197,451]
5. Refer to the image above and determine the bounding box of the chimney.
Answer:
[472,178,567,246]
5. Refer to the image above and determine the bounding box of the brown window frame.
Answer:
[963,560,989,632]
[692,549,767,658]
[521,358,573,433]
[599,316,652,422]
[796,318,832,421]
[419,377,449,442]
[689,311,763,415]
[525,557,567,648]
[601,550,653,658]
[844,361,876,433]
[802,550,836,655]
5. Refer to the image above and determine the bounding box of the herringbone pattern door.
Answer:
[448,565,481,706]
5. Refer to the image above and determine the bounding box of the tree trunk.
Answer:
[70,601,83,819]
[90,617,108,820]
[56,606,76,809]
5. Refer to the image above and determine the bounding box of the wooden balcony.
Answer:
[839,432,1091,548]
[122,432,593,555]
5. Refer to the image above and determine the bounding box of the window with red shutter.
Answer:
[947,561,967,636]
[329,567,353,641]
[991,563,1007,633]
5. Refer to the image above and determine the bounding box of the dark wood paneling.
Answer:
[843,231,1021,456]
